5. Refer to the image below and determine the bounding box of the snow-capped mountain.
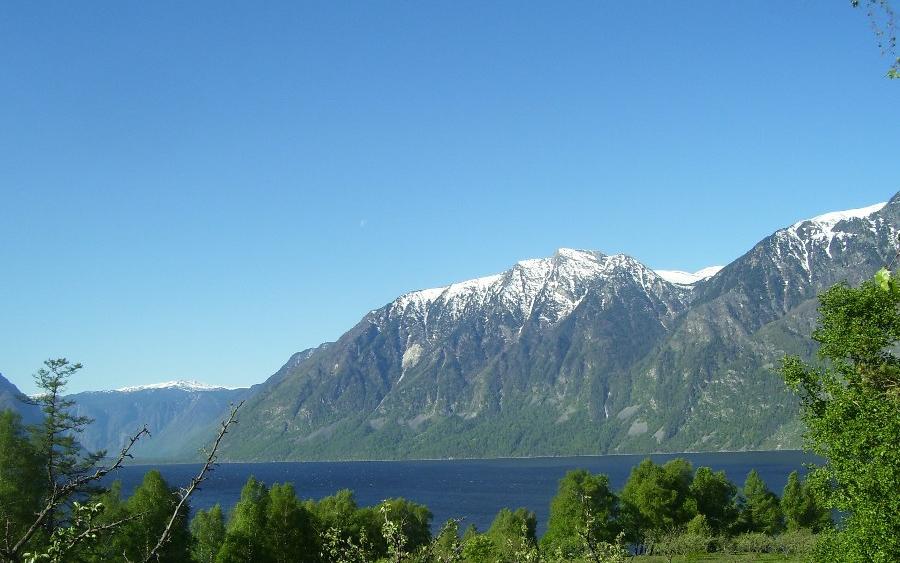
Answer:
[654,266,724,286]
[68,382,249,460]
[211,192,899,461]
[114,380,238,393]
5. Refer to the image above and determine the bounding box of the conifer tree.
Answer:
[0,411,44,554]
[27,359,104,534]
[737,470,783,535]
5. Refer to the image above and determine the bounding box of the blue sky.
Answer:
[1,2,897,394]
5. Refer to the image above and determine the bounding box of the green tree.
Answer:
[265,483,318,563]
[429,519,463,562]
[620,458,696,538]
[541,469,619,557]
[79,481,131,562]
[780,471,831,533]
[688,466,738,534]
[460,533,496,563]
[0,411,44,555]
[782,272,900,561]
[375,497,432,557]
[120,470,191,563]
[190,504,226,563]
[486,507,536,559]
[217,477,272,563]
[736,470,783,535]
[27,359,104,534]
[306,488,381,557]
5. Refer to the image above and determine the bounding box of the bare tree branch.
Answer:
[3,425,150,561]
[141,401,243,563]
[61,512,142,554]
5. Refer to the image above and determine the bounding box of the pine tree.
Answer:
[27,359,104,534]
[0,410,44,554]
[737,470,783,535]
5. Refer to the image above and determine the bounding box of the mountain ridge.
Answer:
[3,195,895,462]
[207,193,898,461]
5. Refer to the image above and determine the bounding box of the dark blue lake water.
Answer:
[109,451,816,535]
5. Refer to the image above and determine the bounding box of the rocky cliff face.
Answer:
[214,195,899,461]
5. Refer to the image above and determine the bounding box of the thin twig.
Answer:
[141,401,243,563]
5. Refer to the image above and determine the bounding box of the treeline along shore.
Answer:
[2,395,826,563]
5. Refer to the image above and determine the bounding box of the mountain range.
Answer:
[1,194,897,461]
[213,194,899,460]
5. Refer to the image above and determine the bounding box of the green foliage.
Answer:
[217,476,273,563]
[307,489,380,550]
[28,359,105,535]
[319,525,371,563]
[684,514,712,537]
[23,502,105,563]
[460,534,496,563]
[0,410,44,553]
[190,504,226,563]
[376,497,432,558]
[780,471,830,532]
[688,467,738,534]
[540,469,619,558]
[772,529,818,558]
[781,275,900,561]
[646,528,711,562]
[265,483,318,563]
[29,360,102,482]
[737,470,784,535]
[621,458,696,538]
[123,470,191,562]
[726,532,775,555]
[485,508,537,560]
[428,519,463,563]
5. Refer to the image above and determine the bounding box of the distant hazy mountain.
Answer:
[68,381,249,460]
[0,373,40,425]
[213,193,899,461]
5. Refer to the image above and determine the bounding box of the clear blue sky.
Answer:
[1,2,897,394]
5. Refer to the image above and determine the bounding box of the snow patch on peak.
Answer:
[655,266,724,285]
[555,247,603,261]
[786,200,886,259]
[114,380,237,393]
[791,201,886,231]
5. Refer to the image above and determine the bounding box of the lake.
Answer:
[109,450,816,535]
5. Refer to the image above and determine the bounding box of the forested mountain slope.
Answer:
[212,194,899,461]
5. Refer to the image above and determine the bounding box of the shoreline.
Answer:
[120,447,813,467]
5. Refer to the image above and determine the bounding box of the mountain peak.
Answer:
[113,380,238,393]
[790,201,886,231]
[654,266,724,285]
